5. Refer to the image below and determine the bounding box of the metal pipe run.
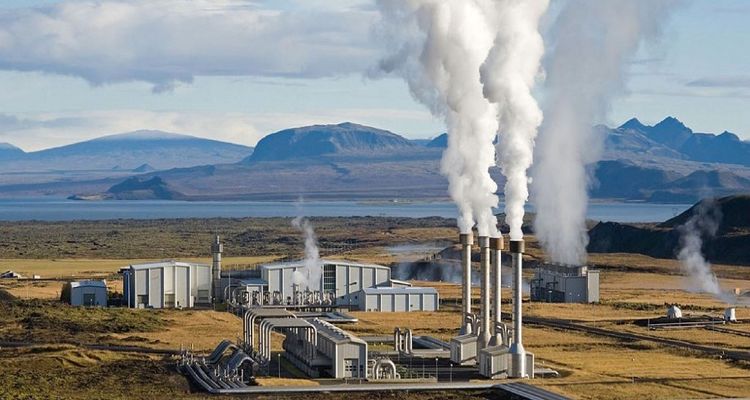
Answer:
[489,235,503,346]
[509,239,526,378]
[478,236,491,349]
[459,232,474,335]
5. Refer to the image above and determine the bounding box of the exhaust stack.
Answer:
[478,236,491,349]
[509,239,527,378]
[459,232,474,335]
[211,235,223,305]
[489,235,504,346]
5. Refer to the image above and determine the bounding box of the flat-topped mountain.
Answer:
[0,130,253,171]
[243,122,415,163]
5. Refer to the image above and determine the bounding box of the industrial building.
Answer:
[121,261,213,308]
[529,264,599,303]
[226,259,438,312]
[61,280,108,306]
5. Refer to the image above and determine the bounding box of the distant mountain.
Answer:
[0,130,253,171]
[588,195,750,265]
[426,133,448,148]
[0,143,25,160]
[605,116,750,167]
[243,122,414,163]
[133,163,155,173]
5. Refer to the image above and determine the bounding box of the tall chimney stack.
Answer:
[489,235,503,346]
[459,232,474,335]
[508,239,527,378]
[478,236,491,349]
[211,235,223,304]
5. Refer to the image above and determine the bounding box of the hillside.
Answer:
[243,122,414,163]
[0,130,253,171]
[0,143,25,160]
[588,195,750,265]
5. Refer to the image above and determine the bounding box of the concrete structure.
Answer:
[357,286,438,312]
[121,261,213,308]
[62,280,107,306]
[211,235,223,305]
[529,264,599,303]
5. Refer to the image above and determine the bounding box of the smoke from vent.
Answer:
[676,199,735,303]
[532,0,681,265]
[291,216,322,290]
[480,0,549,240]
[373,0,500,236]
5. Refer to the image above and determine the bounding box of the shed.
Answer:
[357,286,439,312]
[62,280,108,307]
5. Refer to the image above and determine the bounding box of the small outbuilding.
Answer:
[357,286,439,312]
[62,280,108,307]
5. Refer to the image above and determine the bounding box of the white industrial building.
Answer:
[227,259,439,312]
[357,286,438,312]
[529,264,599,303]
[62,280,108,307]
[121,261,213,308]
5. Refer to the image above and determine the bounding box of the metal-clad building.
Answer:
[121,261,213,308]
[260,260,390,306]
[308,319,368,378]
[63,280,107,306]
[529,264,599,303]
[357,286,439,312]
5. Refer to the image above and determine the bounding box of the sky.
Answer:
[0,0,747,151]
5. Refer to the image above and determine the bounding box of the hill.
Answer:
[0,130,253,172]
[0,143,25,160]
[588,195,750,265]
[243,122,414,163]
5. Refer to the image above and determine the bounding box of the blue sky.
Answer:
[0,0,747,151]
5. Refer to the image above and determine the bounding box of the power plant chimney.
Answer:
[211,235,223,304]
[459,232,474,335]
[478,236,491,349]
[489,235,503,346]
[509,239,527,378]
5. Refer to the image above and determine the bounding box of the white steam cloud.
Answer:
[676,199,736,303]
[532,0,681,265]
[374,0,500,236]
[480,0,549,240]
[292,216,322,291]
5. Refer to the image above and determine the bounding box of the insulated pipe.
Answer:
[490,236,504,346]
[509,239,527,378]
[459,232,474,335]
[478,236,491,349]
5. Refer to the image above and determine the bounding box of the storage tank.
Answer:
[666,305,682,319]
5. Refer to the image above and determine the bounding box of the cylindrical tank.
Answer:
[667,305,682,319]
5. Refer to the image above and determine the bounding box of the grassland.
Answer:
[2,217,750,399]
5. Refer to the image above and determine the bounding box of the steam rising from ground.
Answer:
[677,200,736,304]
[374,0,500,236]
[532,0,680,265]
[291,216,322,291]
[480,0,549,240]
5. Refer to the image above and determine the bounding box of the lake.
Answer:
[0,198,690,223]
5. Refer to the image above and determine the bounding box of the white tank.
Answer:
[724,307,737,322]
[667,305,682,319]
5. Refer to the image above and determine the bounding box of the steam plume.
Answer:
[292,216,321,291]
[532,0,680,265]
[480,0,549,240]
[374,0,500,236]
[677,200,735,303]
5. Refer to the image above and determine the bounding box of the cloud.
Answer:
[0,0,379,91]
[687,76,750,88]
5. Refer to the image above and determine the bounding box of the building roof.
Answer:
[70,280,107,289]
[308,318,366,345]
[260,259,389,271]
[123,260,210,271]
[237,278,268,286]
[360,286,438,295]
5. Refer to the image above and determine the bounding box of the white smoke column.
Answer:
[676,199,735,303]
[533,0,681,265]
[292,216,322,291]
[480,0,549,240]
[374,0,500,236]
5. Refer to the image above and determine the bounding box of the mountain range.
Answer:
[0,118,748,202]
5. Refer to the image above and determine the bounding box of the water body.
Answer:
[0,198,690,223]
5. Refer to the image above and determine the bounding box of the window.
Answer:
[323,264,336,291]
